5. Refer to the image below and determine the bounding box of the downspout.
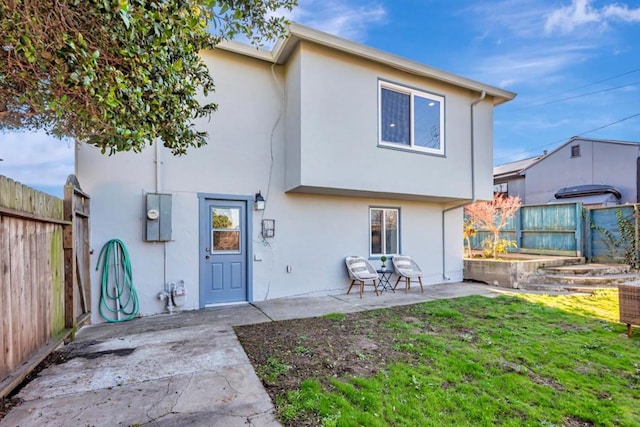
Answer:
[442,90,485,280]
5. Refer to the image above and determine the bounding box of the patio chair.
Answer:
[345,256,379,298]
[392,255,424,293]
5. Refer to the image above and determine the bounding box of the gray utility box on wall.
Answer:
[145,193,172,241]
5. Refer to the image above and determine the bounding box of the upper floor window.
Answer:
[494,182,508,196]
[379,81,445,155]
[571,145,580,158]
[370,207,399,257]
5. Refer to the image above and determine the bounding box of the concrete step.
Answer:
[521,283,619,293]
[539,263,631,276]
[527,273,639,286]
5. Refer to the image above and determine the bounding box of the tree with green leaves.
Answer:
[0,0,296,155]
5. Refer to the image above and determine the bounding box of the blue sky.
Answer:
[1,0,639,196]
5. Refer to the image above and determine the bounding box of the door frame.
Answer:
[198,193,254,308]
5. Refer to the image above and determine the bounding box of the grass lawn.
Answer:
[235,290,640,426]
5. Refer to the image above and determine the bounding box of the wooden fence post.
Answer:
[63,184,76,331]
[515,208,522,249]
[575,202,583,257]
[584,207,592,261]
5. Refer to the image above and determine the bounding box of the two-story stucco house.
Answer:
[77,23,516,321]
[494,137,640,206]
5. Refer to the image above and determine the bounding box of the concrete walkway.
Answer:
[1,282,502,427]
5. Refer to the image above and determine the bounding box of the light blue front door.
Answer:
[199,198,248,306]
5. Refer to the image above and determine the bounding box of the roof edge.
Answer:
[518,136,640,175]
[215,40,275,62]
[216,23,517,105]
[282,23,516,105]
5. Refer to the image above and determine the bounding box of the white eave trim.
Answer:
[214,23,517,105]
[215,40,275,62]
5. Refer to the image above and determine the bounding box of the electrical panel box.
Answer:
[262,219,275,238]
[145,193,172,241]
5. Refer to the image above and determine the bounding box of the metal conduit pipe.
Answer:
[441,90,486,280]
[154,140,169,295]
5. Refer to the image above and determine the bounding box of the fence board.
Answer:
[0,217,8,380]
[24,221,33,364]
[11,220,24,371]
[51,227,65,336]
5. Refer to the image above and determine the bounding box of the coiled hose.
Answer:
[96,239,140,322]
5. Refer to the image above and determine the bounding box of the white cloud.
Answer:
[240,1,386,48]
[465,0,550,39]
[462,0,639,88]
[603,4,640,21]
[545,0,640,34]
[0,132,74,190]
[474,43,594,88]
[291,0,387,42]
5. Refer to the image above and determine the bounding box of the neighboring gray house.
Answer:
[494,137,640,206]
[78,23,515,321]
[493,153,545,198]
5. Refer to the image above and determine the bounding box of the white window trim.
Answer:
[378,80,445,156]
[369,207,400,257]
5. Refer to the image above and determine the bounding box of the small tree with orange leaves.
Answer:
[465,195,522,259]
[463,217,476,258]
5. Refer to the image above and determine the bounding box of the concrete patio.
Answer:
[1,282,503,427]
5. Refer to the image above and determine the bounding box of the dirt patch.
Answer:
[235,307,429,414]
[0,396,22,422]
[564,417,595,427]
[0,348,70,421]
[235,308,416,398]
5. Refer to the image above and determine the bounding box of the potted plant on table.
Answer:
[380,255,387,270]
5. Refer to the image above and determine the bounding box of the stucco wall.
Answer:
[285,42,495,202]
[78,47,475,322]
[284,45,302,191]
[524,140,639,204]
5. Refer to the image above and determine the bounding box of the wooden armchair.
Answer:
[345,256,379,298]
[392,255,424,293]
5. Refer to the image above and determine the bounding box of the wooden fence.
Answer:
[469,202,583,256]
[468,202,640,263]
[0,175,90,399]
[470,203,640,266]
[586,205,639,264]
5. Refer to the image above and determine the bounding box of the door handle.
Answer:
[205,255,210,259]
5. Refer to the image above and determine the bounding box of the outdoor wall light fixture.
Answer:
[254,191,266,210]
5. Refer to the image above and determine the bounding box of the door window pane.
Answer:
[212,208,240,229]
[213,231,240,251]
[212,207,241,253]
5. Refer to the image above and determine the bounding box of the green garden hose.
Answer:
[96,239,140,322]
